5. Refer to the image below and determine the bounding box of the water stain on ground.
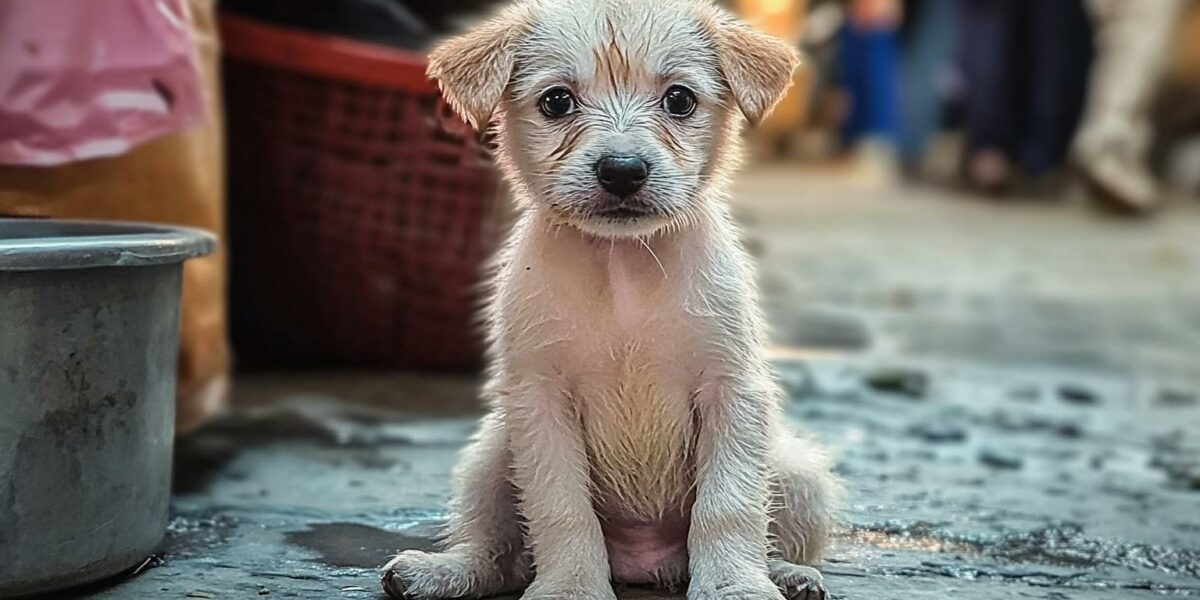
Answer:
[850,520,1200,586]
[284,522,438,569]
[985,525,1200,577]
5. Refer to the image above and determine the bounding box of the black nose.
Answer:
[596,155,649,198]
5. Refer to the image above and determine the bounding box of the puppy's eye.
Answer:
[539,87,577,118]
[662,86,697,118]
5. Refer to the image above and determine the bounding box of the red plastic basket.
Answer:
[222,15,502,371]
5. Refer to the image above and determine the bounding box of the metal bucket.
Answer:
[0,219,216,598]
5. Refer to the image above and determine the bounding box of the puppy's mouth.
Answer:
[564,199,670,239]
[594,206,654,221]
[589,194,663,220]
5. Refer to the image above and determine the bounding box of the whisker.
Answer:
[639,238,669,281]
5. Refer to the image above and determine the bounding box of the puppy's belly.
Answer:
[583,376,694,582]
[600,509,689,583]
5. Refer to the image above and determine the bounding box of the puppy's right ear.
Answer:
[427,6,530,131]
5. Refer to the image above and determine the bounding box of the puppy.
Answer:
[383,1,843,599]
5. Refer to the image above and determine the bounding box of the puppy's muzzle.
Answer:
[597,155,649,198]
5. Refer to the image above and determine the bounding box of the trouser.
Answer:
[898,0,957,166]
[1074,0,1185,166]
[958,0,1093,175]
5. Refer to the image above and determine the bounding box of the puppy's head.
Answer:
[429,0,798,239]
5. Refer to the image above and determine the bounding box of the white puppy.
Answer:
[383,1,843,599]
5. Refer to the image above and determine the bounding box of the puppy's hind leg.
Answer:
[767,434,843,600]
[383,414,530,599]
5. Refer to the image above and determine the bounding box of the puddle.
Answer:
[163,509,238,555]
[285,522,439,569]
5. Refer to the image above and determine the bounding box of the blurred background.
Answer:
[2,0,1200,598]
[219,0,1200,377]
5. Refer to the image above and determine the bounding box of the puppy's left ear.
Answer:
[708,14,801,126]
[427,5,530,131]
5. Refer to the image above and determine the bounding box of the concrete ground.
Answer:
[78,167,1200,599]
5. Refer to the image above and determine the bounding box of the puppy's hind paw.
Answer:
[381,550,467,600]
[771,564,827,600]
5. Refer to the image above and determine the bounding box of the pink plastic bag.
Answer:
[0,0,207,166]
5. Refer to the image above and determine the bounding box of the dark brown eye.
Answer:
[539,87,576,118]
[662,86,697,117]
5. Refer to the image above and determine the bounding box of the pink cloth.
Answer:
[0,0,207,166]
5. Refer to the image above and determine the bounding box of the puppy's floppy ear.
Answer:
[708,14,801,125]
[427,5,530,131]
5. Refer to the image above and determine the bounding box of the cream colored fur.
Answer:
[383,2,843,600]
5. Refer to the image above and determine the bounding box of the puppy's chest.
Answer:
[509,236,713,516]
[565,296,703,517]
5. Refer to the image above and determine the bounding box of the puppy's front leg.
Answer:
[509,380,615,600]
[688,378,783,600]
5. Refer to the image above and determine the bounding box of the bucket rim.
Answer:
[0,218,217,272]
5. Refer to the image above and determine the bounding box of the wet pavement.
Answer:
[78,169,1200,599]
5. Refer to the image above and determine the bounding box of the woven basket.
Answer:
[222,14,502,370]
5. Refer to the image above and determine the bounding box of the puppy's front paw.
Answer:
[771,564,827,600]
[520,581,617,600]
[381,550,468,600]
[688,575,786,600]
